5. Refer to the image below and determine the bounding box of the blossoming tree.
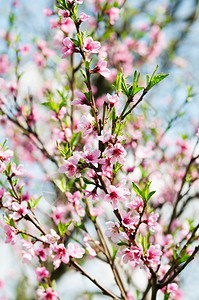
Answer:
[0,0,199,299]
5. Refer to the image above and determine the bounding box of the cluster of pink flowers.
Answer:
[0,146,13,173]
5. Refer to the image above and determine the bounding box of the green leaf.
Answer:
[112,247,118,260]
[147,191,156,201]
[173,249,177,260]
[6,162,12,176]
[2,139,8,148]
[136,290,140,300]
[113,162,122,175]
[19,186,23,198]
[115,120,126,136]
[179,254,190,263]
[21,233,28,240]
[163,290,170,300]
[70,38,79,47]
[132,182,143,199]
[143,181,151,200]
[115,69,123,94]
[41,96,57,112]
[146,66,169,90]
[112,107,117,123]
[3,214,16,228]
[77,33,83,46]
[133,86,144,95]
[117,241,129,246]
[10,218,16,228]
[84,59,92,70]
[58,220,72,237]
[30,196,42,209]
[74,222,86,231]
[70,132,81,148]
[82,177,94,185]
[80,69,87,81]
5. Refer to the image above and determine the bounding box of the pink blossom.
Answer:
[82,37,101,53]
[12,201,29,220]
[196,128,199,138]
[118,244,143,265]
[37,39,47,50]
[8,81,17,97]
[11,163,26,176]
[91,59,111,77]
[66,191,85,217]
[167,283,183,299]
[71,91,88,106]
[4,225,17,245]
[42,47,55,58]
[0,163,6,173]
[107,93,119,105]
[39,287,58,300]
[22,240,35,263]
[89,206,104,217]
[49,18,59,29]
[83,233,97,256]
[67,191,81,204]
[67,242,85,258]
[44,7,53,16]
[107,7,120,25]
[104,142,127,164]
[126,196,144,212]
[59,154,79,178]
[66,191,85,216]
[82,147,101,164]
[42,229,60,245]
[105,221,120,243]
[0,146,13,162]
[58,9,70,22]
[12,1,20,7]
[52,243,70,269]
[98,130,112,143]
[147,212,159,232]
[145,245,162,269]
[19,44,31,55]
[35,266,50,282]
[83,189,99,201]
[52,204,67,225]
[0,278,4,289]
[0,54,10,75]
[61,37,75,58]
[121,210,138,230]
[0,187,4,200]
[127,291,134,300]
[61,18,75,33]
[34,52,45,68]
[54,30,65,48]
[35,244,49,262]
[79,13,90,22]
[105,181,130,209]
[77,114,95,137]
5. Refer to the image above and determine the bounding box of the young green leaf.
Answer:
[132,182,143,199]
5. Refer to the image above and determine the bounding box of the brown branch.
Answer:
[94,220,127,300]
[121,89,148,121]
[70,260,122,300]
[159,223,199,285]
[167,142,199,233]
